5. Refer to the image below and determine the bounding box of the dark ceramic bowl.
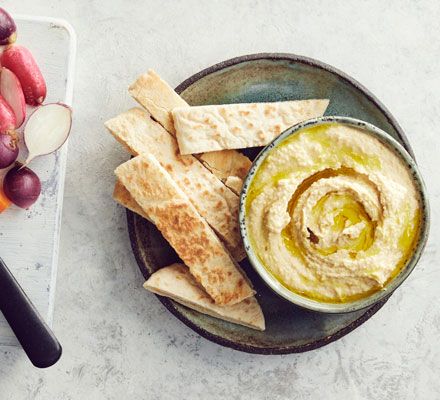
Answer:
[128,53,420,354]
[240,116,429,314]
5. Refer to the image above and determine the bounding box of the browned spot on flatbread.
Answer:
[266,105,276,114]
[269,124,282,135]
[151,204,221,266]
[180,154,195,166]
[257,130,265,140]
[207,268,228,285]
[219,291,240,305]
[237,166,249,177]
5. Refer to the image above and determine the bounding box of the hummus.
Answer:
[246,123,421,302]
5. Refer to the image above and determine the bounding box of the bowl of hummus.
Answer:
[240,116,429,313]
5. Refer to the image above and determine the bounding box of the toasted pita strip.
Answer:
[105,108,245,261]
[172,100,330,154]
[144,263,265,331]
[198,150,252,181]
[224,176,243,195]
[128,69,252,181]
[113,180,151,221]
[115,154,254,306]
[128,69,187,135]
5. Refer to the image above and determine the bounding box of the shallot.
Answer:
[24,103,73,165]
[3,163,41,209]
[0,7,16,45]
[0,132,18,169]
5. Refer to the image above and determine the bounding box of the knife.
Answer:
[0,257,62,368]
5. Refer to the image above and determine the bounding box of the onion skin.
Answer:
[0,45,46,106]
[0,132,19,169]
[3,164,41,209]
[0,94,16,133]
[0,8,17,45]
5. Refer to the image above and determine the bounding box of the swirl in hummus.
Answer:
[246,123,421,303]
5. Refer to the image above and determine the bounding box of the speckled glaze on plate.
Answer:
[127,53,416,354]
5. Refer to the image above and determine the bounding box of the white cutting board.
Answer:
[0,16,76,346]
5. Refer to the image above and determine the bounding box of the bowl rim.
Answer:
[239,116,430,313]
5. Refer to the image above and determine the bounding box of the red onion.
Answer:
[0,132,18,169]
[3,164,41,209]
[0,7,17,45]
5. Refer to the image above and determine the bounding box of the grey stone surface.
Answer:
[0,1,439,399]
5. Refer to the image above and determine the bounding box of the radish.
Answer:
[0,45,47,106]
[0,94,16,134]
[0,68,26,128]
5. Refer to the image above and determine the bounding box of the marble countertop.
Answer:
[0,1,439,399]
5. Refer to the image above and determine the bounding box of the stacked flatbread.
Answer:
[106,69,329,330]
[128,70,253,193]
[144,264,265,331]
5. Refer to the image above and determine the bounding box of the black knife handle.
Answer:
[0,257,62,368]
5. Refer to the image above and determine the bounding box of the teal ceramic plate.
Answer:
[128,53,415,354]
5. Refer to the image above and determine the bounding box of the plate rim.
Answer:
[128,52,412,354]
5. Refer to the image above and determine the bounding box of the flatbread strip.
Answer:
[115,154,254,306]
[172,100,330,154]
[144,263,265,331]
[113,179,150,221]
[128,69,187,135]
[198,150,252,181]
[128,69,252,186]
[105,108,245,261]
[224,176,243,196]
